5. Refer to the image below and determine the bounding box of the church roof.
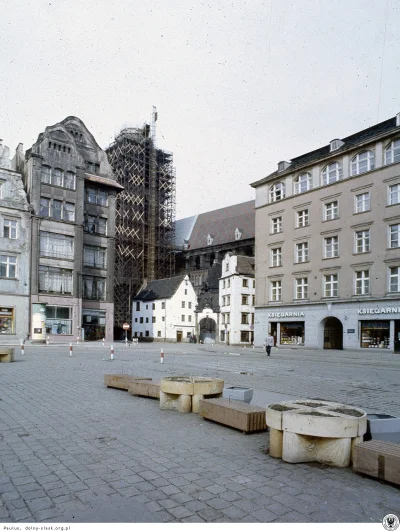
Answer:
[236,256,255,277]
[133,275,186,301]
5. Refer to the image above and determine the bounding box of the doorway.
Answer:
[199,317,216,343]
[323,317,343,349]
[395,320,400,353]
[270,322,277,346]
[176,331,182,343]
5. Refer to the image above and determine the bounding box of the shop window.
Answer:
[296,209,309,228]
[389,224,400,248]
[82,309,106,341]
[324,236,339,258]
[271,216,282,234]
[355,270,370,295]
[361,321,390,349]
[280,322,305,345]
[3,219,17,239]
[324,201,339,221]
[355,192,370,213]
[241,331,250,342]
[324,274,338,297]
[0,308,14,334]
[45,306,72,335]
[355,230,370,253]
[270,280,282,301]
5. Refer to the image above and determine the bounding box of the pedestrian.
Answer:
[265,333,274,356]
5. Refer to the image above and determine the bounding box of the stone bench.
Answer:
[104,374,151,391]
[128,380,160,399]
[0,348,14,363]
[353,440,400,486]
[199,398,267,433]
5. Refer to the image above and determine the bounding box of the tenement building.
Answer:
[0,141,31,342]
[251,113,400,352]
[24,117,123,342]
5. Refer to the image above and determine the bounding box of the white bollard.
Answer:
[125,337,128,347]
[160,348,164,364]
[102,338,105,347]
[20,340,25,356]
[110,344,114,360]
[46,336,49,346]
[69,342,73,357]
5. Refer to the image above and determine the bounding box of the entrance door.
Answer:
[199,317,216,343]
[323,317,343,349]
[395,320,400,353]
[270,322,277,346]
[176,331,182,343]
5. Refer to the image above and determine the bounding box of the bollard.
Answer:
[102,338,105,347]
[125,337,128,347]
[20,340,25,356]
[46,336,49,346]
[69,342,73,357]
[160,348,164,364]
[110,344,114,360]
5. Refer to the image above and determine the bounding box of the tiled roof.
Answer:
[187,200,255,250]
[252,116,399,186]
[85,173,124,190]
[236,256,255,277]
[134,275,185,301]
[174,215,198,248]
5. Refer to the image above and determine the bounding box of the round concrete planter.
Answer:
[160,376,224,414]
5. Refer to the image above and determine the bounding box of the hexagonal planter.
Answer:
[222,386,253,404]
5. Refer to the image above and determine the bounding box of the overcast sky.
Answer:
[1,0,399,219]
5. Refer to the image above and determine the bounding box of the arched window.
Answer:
[351,151,375,176]
[321,162,342,185]
[385,139,400,165]
[294,173,312,194]
[269,182,285,202]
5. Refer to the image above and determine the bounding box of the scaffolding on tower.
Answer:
[106,108,176,337]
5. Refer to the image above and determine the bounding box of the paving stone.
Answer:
[184,500,208,512]
[182,514,206,522]
[167,505,194,519]
[26,496,54,512]
[197,506,224,521]
[160,484,182,496]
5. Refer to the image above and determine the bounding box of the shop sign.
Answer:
[268,311,305,318]
[347,329,355,333]
[358,307,400,315]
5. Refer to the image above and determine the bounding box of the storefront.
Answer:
[0,308,14,334]
[360,320,390,349]
[267,311,306,347]
[280,322,305,346]
[82,309,106,341]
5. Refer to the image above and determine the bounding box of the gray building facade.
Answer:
[24,117,123,342]
[0,142,31,343]
[252,113,400,353]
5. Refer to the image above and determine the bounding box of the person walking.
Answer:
[265,334,274,356]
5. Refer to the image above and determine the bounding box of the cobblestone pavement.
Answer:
[0,342,399,523]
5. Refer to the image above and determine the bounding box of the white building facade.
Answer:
[132,275,197,342]
[251,113,400,353]
[219,254,255,345]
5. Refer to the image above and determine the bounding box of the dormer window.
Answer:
[269,182,285,203]
[278,161,290,172]
[207,234,214,246]
[330,139,344,152]
[234,228,242,240]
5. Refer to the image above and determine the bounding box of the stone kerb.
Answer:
[160,376,224,414]
[265,399,367,467]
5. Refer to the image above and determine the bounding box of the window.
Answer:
[241,313,249,324]
[271,248,282,267]
[40,198,75,221]
[0,308,14,334]
[0,181,4,199]
[162,316,165,322]
[82,276,106,300]
[188,302,192,309]
[271,216,282,234]
[40,232,74,259]
[355,230,370,253]
[390,267,400,292]
[152,316,156,323]
[240,331,250,342]
[152,303,155,310]
[355,192,370,213]
[351,151,375,175]
[385,139,400,165]
[161,302,165,309]
[40,197,50,217]
[296,209,309,228]
[84,216,107,235]
[86,187,108,206]
[135,318,138,322]
[41,167,76,190]
[0,255,16,278]
[270,280,282,301]
[389,184,400,206]
[355,270,370,295]
[295,242,309,263]
[140,317,143,323]
[321,162,342,185]
[324,201,339,221]
[145,317,149,323]
[324,236,339,258]
[3,220,17,239]
[295,278,308,299]
[227,295,230,305]
[83,246,106,268]
[136,302,140,311]
[294,173,312,194]
[188,315,192,322]
[324,274,338,297]
[242,295,248,305]
[227,279,230,288]
[145,331,150,337]
[181,315,185,322]
[146,305,148,310]
[184,289,187,295]
[389,224,400,248]
[182,301,185,308]
[39,266,73,294]
[157,331,162,337]
[242,279,248,287]
[269,182,285,202]
[45,306,72,335]
[222,280,226,289]
[252,295,255,305]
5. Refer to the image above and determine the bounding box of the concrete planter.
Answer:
[223,386,253,404]
[365,414,400,443]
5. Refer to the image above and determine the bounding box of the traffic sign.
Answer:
[123,323,130,330]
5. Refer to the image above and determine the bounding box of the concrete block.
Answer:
[353,440,400,485]
[0,348,14,362]
[223,386,253,404]
[128,380,160,399]
[282,431,352,467]
[198,398,267,433]
[104,375,151,390]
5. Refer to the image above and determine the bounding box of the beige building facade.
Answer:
[252,113,400,353]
